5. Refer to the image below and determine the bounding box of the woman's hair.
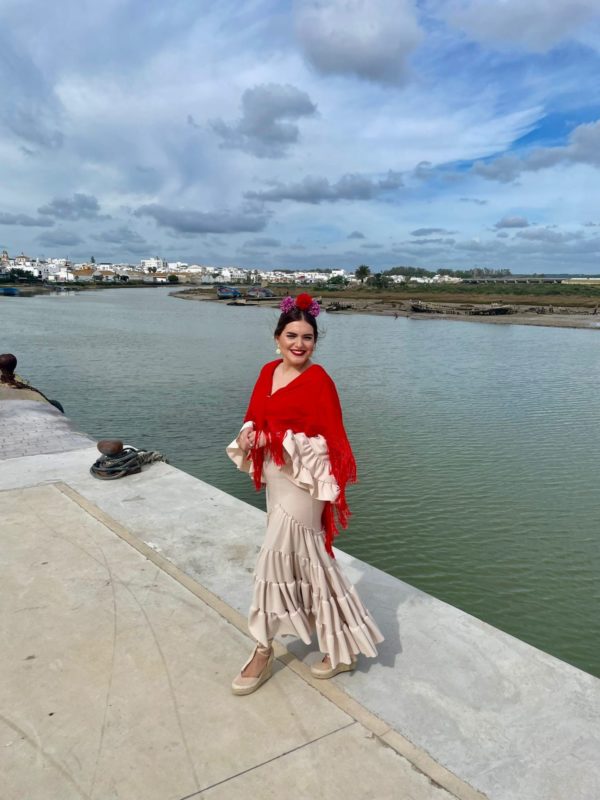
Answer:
[274,306,319,342]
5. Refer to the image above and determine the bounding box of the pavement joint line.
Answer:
[176,721,357,799]
[53,480,487,800]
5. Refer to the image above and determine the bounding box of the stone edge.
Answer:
[54,480,488,800]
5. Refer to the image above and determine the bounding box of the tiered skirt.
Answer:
[227,431,384,668]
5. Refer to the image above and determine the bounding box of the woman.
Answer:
[227,293,383,695]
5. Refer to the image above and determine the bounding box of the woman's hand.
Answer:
[237,427,256,453]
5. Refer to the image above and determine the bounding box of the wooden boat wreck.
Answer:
[410,300,515,316]
[468,305,514,316]
[410,301,442,314]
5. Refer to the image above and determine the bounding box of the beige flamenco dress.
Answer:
[227,426,384,667]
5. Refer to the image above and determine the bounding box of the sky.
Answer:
[2,0,600,274]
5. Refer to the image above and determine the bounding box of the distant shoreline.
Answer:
[170,288,600,331]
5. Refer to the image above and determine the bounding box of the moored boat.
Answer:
[246,287,276,300]
[216,285,241,299]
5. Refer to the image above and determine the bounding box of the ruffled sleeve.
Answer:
[226,421,255,475]
[281,431,340,502]
[227,425,340,501]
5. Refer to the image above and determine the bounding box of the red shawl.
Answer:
[244,359,357,557]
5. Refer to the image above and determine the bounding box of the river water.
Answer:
[2,287,599,677]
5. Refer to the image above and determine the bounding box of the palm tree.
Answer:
[355,265,371,284]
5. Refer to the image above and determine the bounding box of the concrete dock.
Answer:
[1,395,599,800]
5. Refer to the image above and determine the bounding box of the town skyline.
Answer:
[2,2,600,273]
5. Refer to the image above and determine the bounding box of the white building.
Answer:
[46,268,75,283]
[140,257,167,272]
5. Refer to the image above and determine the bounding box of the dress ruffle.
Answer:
[248,501,384,668]
[281,432,339,502]
[226,429,340,502]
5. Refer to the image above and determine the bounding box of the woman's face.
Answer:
[276,320,315,369]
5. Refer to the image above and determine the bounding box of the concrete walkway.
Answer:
[2,482,456,800]
[2,398,599,800]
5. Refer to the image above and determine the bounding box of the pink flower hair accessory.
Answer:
[279,294,321,317]
[279,296,295,313]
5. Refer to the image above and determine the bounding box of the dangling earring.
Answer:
[275,342,281,354]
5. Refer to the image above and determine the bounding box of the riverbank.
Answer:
[1,281,170,296]
[171,288,600,330]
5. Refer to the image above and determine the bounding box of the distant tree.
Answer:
[328,274,348,287]
[355,265,371,284]
[385,265,433,278]
[90,255,96,264]
[9,268,40,284]
[367,272,390,289]
[167,274,179,283]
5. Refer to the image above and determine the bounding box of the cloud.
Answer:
[242,237,281,248]
[210,84,317,158]
[494,216,530,229]
[92,226,147,245]
[411,227,456,236]
[361,243,382,249]
[413,161,435,181]
[134,204,268,234]
[409,237,456,245]
[473,119,600,183]
[2,2,600,273]
[473,155,523,183]
[245,170,403,204]
[0,212,54,227]
[454,238,498,253]
[0,33,63,149]
[348,230,366,239]
[441,0,600,53]
[496,231,509,238]
[459,197,487,205]
[37,229,84,247]
[563,120,600,167]
[515,227,582,244]
[295,0,422,85]
[38,193,108,220]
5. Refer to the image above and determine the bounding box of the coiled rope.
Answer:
[90,445,168,480]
